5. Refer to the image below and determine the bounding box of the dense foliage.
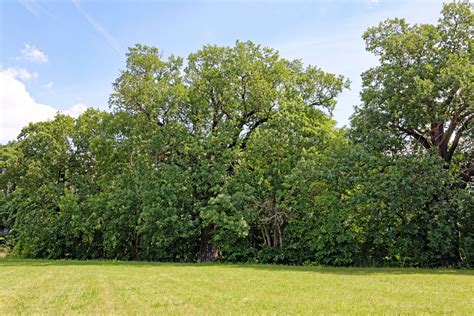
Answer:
[1,2,472,267]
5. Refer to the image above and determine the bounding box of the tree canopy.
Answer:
[351,1,473,185]
[0,2,472,267]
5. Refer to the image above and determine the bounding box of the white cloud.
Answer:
[0,69,88,143]
[63,103,88,118]
[0,69,56,142]
[2,67,38,81]
[21,44,48,63]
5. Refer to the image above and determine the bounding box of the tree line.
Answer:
[1,2,472,267]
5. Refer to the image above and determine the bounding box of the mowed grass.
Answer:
[0,259,473,315]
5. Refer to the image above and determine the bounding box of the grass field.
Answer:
[0,259,472,315]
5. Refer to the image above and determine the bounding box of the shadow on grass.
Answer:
[0,258,472,276]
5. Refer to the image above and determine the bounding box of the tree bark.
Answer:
[198,225,221,262]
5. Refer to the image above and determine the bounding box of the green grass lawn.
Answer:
[0,259,472,315]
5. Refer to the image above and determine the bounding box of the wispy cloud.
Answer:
[20,43,48,63]
[17,0,53,17]
[71,0,123,55]
[2,67,38,81]
[43,81,54,89]
[368,0,380,9]
[17,0,42,16]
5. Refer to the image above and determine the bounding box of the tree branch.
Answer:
[447,115,473,162]
[396,125,432,150]
[240,117,269,149]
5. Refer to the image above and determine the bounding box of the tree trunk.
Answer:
[198,225,221,262]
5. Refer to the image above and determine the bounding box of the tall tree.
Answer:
[110,41,349,260]
[351,1,473,185]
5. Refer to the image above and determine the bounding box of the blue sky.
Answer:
[1,0,446,143]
